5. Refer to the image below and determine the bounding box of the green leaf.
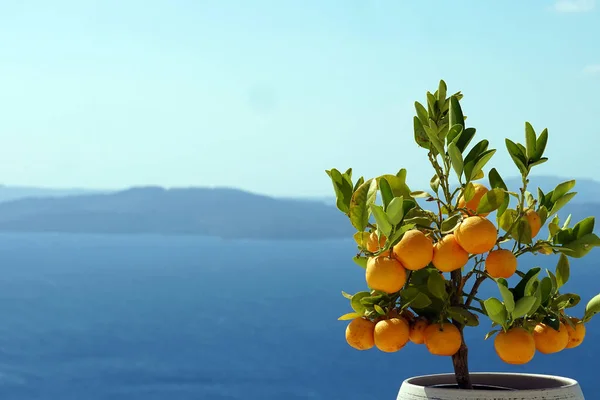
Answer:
[379,178,393,210]
[538,205,549,225]
[410,293,432,309]
[514,267,541,299]
[449,96,464,129]
[448,142,464,178]
[413,116,430,149]
[353,231,370,249]
[342,291,353,300]
[351,292,371,314]
[561,233,600,258]
[543,316,560,331]
[547,269,558,293]
[551,180,576,203]
[353,179,365,197]
[463,140,489,180]
[549,222,561,238]
[563,214,573,229]
[338,312,361,321]
[573,217,595,240]
[525,122,537,160]
[533,128,548,161]
[427,272,447,300]
[529,282,543,315]
[514,218,533,244]
[352,256,368,269]
[463,182,475,202]
[549,192,577,216]
[427,92,437,118]
[555,254,570,288]
[386,197,405,226]
[374,304,386,315]
[553,293,581,310]
[456,127,476,153]
[497,282,515,313]
[402,287,433,309]
[415,101,429,124]
[349,179,378,231]
[484,330,500,340]
[410,191,433,199]
[325,168,354,213]
[469,149,496,182]
[360,295,384,305]
[386,223,416,248]
[448,307,479,327]
[583,293,600,322]
[484,298,508,327]
[540,277,553,304]
[513,296,537,319]
[424,125,445,155]
[488,168,509,216]
[403,208,435,228]
[441,214,462,234]
[370,204,392,236]
[525,191,535,209]
[377,174,413,200]
[477,188,506,214]
[472,170,485,180]
[529,158,548,169]
[498,209,518,233]
[437,80,447,102]
[505,139,528,175]
[430,174,440,194]
[446,124,463,146]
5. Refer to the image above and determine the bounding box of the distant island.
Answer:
[0,176,597,239]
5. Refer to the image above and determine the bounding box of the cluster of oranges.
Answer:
[345,310,463,356]
[345,183,585,363]
[364,183,539,297]
[494,317,586,364]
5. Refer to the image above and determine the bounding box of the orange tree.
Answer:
[327,80,600,389]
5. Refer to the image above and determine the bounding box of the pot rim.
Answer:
[401,372,580,393]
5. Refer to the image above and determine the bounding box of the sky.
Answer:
[0,0,598,197]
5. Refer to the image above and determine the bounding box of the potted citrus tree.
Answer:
[327,81,600,399]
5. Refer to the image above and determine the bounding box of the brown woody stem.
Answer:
[450,269,472,389]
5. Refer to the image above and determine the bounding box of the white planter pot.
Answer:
[397,372,584,400]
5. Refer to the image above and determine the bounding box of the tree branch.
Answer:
[465,275,487,308]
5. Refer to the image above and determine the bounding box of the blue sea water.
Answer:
[0,233,597,399]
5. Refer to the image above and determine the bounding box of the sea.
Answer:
[0,233,597,399]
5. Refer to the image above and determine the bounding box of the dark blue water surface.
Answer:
[0,233,597,399]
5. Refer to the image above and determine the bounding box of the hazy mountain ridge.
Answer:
[0,186,353,239]
[0,176,597,239]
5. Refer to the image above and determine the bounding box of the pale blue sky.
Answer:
[0,0,598,197]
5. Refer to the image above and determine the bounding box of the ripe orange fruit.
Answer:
[432,234,469,272]
[345,317,375,350]
[365,256,407,294]
[374,317,410,352]
[392,230,433,271]
[494,327,536,365]
[458,183,489,216]
[367,232,390,256]
[525,209,542,238]
[533,322,569,354]
[409,317,429,344]
[485,249,517,279]
[565,318,586,349]
[423,323,462,356]
[455,216,497,255]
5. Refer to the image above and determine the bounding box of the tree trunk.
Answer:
[451,325,472,390]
